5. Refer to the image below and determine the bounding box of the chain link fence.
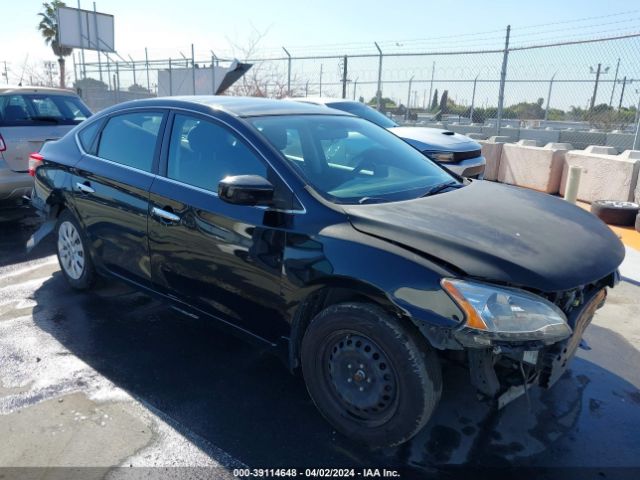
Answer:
[75,29,640,150]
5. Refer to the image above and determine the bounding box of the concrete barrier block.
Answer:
[559,131,607,150]
[560,148,640,202]
[519,128,561,145]
[498,142,568,193]
[467,133,488,140]
[585,145,618,155]
[605,133,635,152]
[477,138,504,181]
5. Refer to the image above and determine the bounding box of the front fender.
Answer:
[282,223,464,348]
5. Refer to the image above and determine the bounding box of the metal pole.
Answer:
[544,72,557,122]
[129,55,136,86]
[609,57,620,107]
[353,78,358,100]
[590,63,601,112]
[618,76,627,109]
[319,63,323,96]
[282,47,291,96]
[72,52,78,85]
[496,25,511,135]
[93,2,101,82]
[169,58,173,96]
[374,42,382,111]
[211,53,216,95]
[191,44,196,95]
[405,76,414,121]
[428,61,435,112]
[470,73,479,122]
[145,47,151,92]
[115,61,119,92]
[633,91,640,150]
[341,55,348,99]
[106,55,111,89]
[76,0,85,78]
[305,80,309,97]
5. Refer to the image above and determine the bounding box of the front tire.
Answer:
[301,302,442,447]
[56,210,95,290]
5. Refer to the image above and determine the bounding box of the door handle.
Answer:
[151,206,181,224]
[76,182,95,194]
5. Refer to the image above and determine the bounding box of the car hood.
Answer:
[344,181,624,292]
[388,126,480,152]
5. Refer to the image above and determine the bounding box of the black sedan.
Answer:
[30,96,624,447]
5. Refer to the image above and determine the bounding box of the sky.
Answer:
[2,0,640,110]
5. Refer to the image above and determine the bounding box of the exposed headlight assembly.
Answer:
[441,279,572,346]
[428,151,455,163]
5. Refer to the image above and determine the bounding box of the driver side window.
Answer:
[167,114,267,192]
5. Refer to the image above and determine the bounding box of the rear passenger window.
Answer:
[97,112,163,172]
[78,121,101,154]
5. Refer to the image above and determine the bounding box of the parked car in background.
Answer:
[0,86,91,206]
[293,98,486,178]
[30,96,623,447]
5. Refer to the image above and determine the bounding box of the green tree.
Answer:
[439,90,449,113]
[38,1,73,88]
[430,89,438,111]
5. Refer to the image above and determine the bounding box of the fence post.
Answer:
[496,25,510,135]
[633,92,640,150]
[319,63,323,96]
[374,42,382,111]
[191,44,196,95]
[283,47,291,96]
[470,73,478,122]
[129,55,136,86]
[211,53,216,95]
[341,55,348,99]
[72,52,78,86]
[145,47,150,93]
[353,78,358,100]
[106,55,111,90]
[169,58,173,96]
[428,61,435,112]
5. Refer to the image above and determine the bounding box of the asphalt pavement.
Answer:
[0,206,639,479]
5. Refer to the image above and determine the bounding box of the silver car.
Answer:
[0,86,91,205]
[294,98,486,178]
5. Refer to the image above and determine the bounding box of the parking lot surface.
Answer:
[1,207,639,477]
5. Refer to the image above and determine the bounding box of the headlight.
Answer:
[441,278,571,346]
[428,151,455,163]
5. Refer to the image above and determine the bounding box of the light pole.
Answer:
[544,71,558,122]
[470,73,479,122]
[405,76,414,121]
[609,57,621,107]
[589,63,610,112]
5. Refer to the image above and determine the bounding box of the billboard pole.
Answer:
[93,3,103,83]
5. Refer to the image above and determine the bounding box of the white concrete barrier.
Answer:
[477,136,509,181]
[497,141,571,193]
[560,147,640,202]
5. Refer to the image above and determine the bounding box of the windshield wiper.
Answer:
[421,181,463,197]
[358,196,389,204]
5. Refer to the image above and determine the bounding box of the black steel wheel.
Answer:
[301,302,442,447]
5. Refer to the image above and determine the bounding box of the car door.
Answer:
[148,112,290,341]
[72,109,167,287]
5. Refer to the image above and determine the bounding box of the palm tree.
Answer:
[37,1,73,88]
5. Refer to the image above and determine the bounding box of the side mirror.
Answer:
[218,175,274,206]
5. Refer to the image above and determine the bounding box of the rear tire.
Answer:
[591,200,639,226]
[301,302,442,447]
[55,210,95,290]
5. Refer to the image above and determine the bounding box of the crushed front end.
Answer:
[442,272,619,408]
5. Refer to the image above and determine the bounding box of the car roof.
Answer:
[102,96,354,118]
[0,85,79,96]
[289,97,358,107]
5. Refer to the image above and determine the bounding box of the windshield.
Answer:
[0,93,91,126]
[249,115,455,204]
[326,101,398,128]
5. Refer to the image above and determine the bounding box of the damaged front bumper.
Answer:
[466,287,607,408]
